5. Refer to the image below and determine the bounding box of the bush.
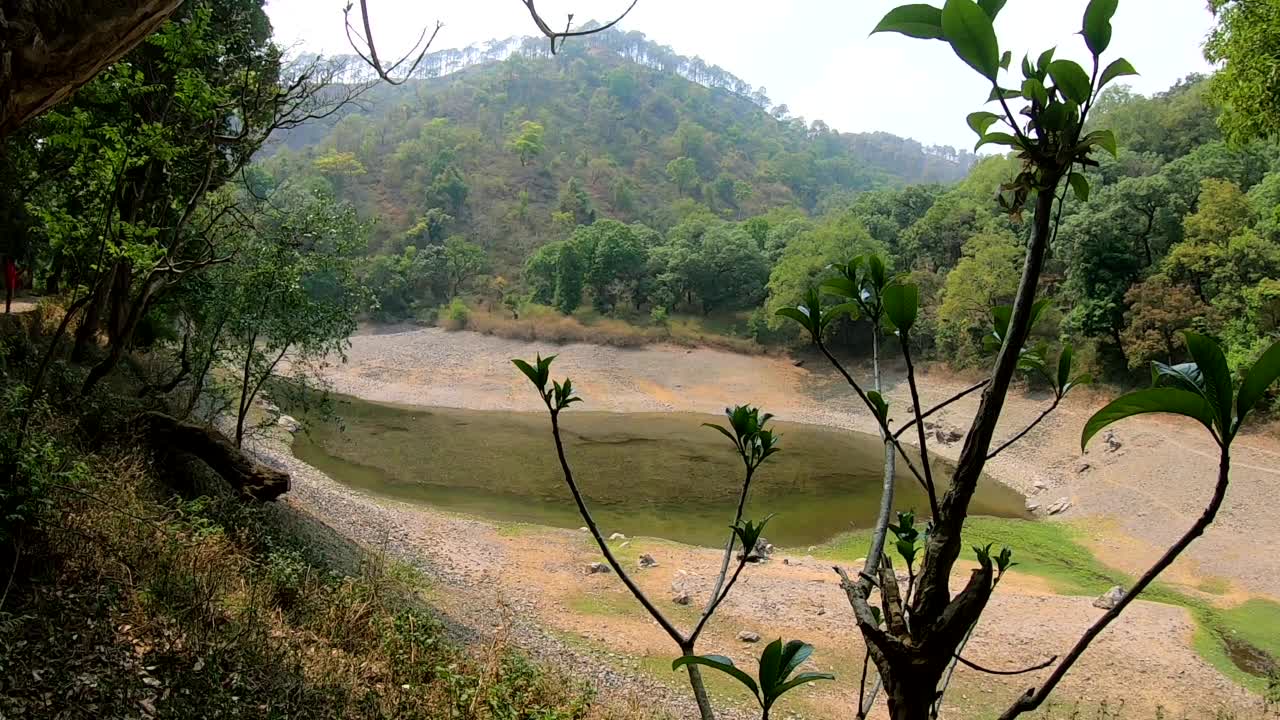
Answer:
[441,298,470,330]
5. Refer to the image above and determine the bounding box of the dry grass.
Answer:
[450,303,762,355]
[0,329,653,720]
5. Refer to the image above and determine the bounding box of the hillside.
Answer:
[264,28,974,268]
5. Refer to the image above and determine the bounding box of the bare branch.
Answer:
[986,398,1060,460]
[999,450,1233,719]
[893,379,989,440]
[520,0,639,54]
[900,334,940,519]
[955,652,1057,676]
[343,1,443,85]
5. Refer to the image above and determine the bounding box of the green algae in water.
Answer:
[293,393,1029,548]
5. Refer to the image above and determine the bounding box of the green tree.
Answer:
[1206,0,1280,144]
[665,156,700,196]
[936,232,1024,362]
[508,120,545,166]
[443,236,489,298]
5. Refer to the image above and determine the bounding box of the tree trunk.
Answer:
[105,260,132,344]
[81,274,159,395]
[71,273,110,362]
[137,411,289,501]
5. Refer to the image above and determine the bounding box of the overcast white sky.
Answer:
[265,0,1217,149]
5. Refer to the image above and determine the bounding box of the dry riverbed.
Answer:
[267,326,1279,719]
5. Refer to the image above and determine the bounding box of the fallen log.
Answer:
[137,411,289,501]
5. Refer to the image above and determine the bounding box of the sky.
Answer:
[264,0,1217,149]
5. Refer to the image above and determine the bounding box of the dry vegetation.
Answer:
[445,302,764,355]
[0,317,644,720]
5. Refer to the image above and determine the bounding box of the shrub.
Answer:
[441,298,470,330]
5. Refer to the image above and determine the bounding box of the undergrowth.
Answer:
[0,319,612,720]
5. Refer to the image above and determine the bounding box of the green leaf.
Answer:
[1068,172,1090,202]
[1021,54,1035,79]
[867,390,890,424]
[770,672,836,704]
[1082,0,1119,56]
[1037,47,1056,71]
[1080,129,1118,157]
[1021,77,1049,106]
[672,655,760,699]
[978,0,1007,19]
[974,131,1020,152]
[820,276,859,299]
[967,111,1001,137]
[1039,100,1078,132]
[871,4,945,39]
[1236,339,1280,429]
[1047,59,1091,104]
[1183,332,1233,434]
[987,86,1022,103]
[883,283,919,333]
[1098,57,1138,88]
[941,0,1001,82]
[703,422,740,448]
[512,358,541,388]
[1057,344,1074,394]
[1000,50,1012,70]
[1152,361,1205,395]
[777,640,813,683]
[1081,388,1217,451]
[758,639,784,692]
[775,307,816,336]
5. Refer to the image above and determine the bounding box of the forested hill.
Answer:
[264,27,974,263]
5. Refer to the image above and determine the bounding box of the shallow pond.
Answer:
[293,393,1029,548]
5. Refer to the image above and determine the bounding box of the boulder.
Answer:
[276,415,301,433]
[639,553,658,568]
[579,526,589,532]
[671,590,691,605]
[738,537,774,563]
[586,562,611,575]
[1025,501,1040,513]
[737,631,761,643]
[1093,585,1126,610]
[609,532,627,541]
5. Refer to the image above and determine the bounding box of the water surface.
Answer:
[293,394,1029,547]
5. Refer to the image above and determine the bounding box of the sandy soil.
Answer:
[268,325,1280,719]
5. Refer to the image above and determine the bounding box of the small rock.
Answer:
[671,591,691,605]
[620,541,630,548]
[1103,430,1122,452]
[609,532,627,541]
[1093,585,1126,610]
[1046,497,1072,515]
[639,553,658,568]
[737,631,761,643]
[807,546,818,553]
[587,562,611,575]
[1033,480,1048,492]
[1025,501,1040,513]
[1075,462,1091,474]
[793,359,805,368]
[934,427,964,445]
[816,607,827,616]
[277,414,301,433]
[579,527,589,532]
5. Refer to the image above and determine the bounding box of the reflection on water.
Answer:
[293,394,1029,548]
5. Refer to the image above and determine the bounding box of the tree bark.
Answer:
[137,411,289,501]
[0,0,183,138]
[71,272,110,362]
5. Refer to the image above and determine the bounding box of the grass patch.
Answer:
[569,592,641,618]
[815,516,1280,694]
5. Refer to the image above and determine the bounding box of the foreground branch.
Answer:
[137,412,289,501]
[998,449,1233,719]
